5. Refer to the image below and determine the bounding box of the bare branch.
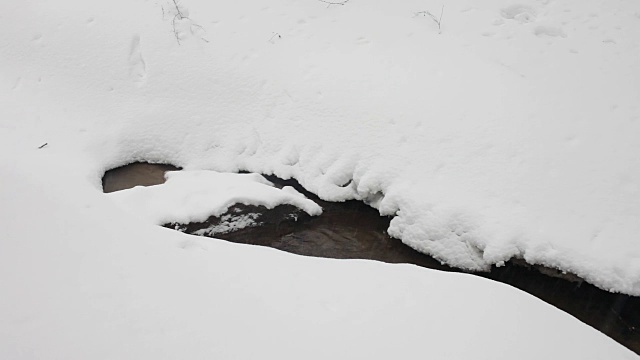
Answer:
[172,0,184,19]
[415,5,445,33]
[268,32,282,44]
[167,0,207,45]
[172,14,182,44]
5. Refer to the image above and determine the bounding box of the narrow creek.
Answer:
[103,162,640,354]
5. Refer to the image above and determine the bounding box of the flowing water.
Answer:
[103,162,640,354]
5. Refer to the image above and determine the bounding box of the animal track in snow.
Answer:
[129,35,147,84]
[500,4,537,24]
[533,26,567,38]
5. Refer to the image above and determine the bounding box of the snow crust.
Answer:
[107,170,321,225]
[1,0,640,356]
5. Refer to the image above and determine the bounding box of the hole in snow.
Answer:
[103,162,640,354]
[102,162,180,193]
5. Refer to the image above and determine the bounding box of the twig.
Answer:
[172,15,181,44]
[415,5,445,33]
[172,0,184,19]
[38,143,48,149]
[268,32,282,43]
[192,23,210,43]
[169,0,207,44]
[172,0,185,44]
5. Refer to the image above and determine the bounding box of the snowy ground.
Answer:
[1,0,639,358]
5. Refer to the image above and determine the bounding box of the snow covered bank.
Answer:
[0,140,636,358]
[1,0,640,354]
[2,0,639,294]
[107,170,321,226]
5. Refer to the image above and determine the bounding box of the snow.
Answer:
[1,0,640,357]
[0,144,636,359]
[107,170,322,225]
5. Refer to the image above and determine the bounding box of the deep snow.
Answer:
[3,0,639,294]
[0,142,635,358]
[1,0,640,357]
[107,170,322,226]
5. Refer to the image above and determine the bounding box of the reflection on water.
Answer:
[103,163,640,354]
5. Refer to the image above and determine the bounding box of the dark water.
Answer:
[103,162,640,354]
[102,162,180,193]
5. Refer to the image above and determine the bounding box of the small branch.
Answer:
[172,14,182,44]
[171,0,185,44]
[415,5,445,33]
[168,0,207,45]
[191,23,210,43]
[38,143,48,149]
[172,0,184,19]
[268,32,282,43]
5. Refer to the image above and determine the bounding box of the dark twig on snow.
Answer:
[172,0,184,19]
[416,5,445,33]
[38,143,48,149]
[170,0,208,44]
[171,0,185,44]
[268,32,282,43]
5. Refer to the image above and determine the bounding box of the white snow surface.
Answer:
[0,141,636,359]
[107,170,322,225]
[1,0,640,357]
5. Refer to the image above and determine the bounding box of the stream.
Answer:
[103,162,640,354]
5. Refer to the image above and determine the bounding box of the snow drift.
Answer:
[1,0,640,357]
[2,0,639,293]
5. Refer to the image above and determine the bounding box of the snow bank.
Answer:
[0,138,635,359]
[1,0,640,356]
[1,0,639,296]
[107,170,321,225]
[3,0,640,294]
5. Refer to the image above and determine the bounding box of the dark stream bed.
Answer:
[104,162,640,354]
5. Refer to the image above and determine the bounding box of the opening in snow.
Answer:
[103,162,640,354]
[102,162,180,193]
